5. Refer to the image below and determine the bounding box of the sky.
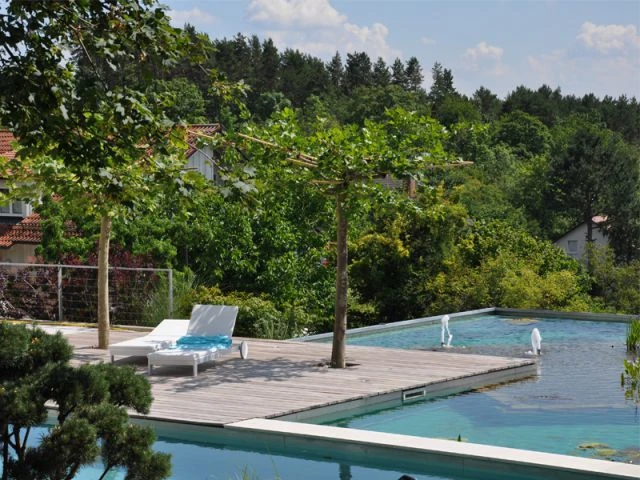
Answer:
[162,0,640,100]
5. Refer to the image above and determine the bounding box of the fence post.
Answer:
[168,269,173,317]
[57,265,63,322]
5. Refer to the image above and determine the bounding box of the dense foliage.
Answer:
[4,14,639,335]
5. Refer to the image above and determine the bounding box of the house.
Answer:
[0,125,222,263]
[554,216,609,260]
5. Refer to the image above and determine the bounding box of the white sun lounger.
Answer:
[109,318,190,362]
[147,304,248,376]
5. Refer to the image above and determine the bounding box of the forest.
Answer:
[12,27,640,337]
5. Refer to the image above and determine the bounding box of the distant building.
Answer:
[0,125,222,263]
[554,216,609,260]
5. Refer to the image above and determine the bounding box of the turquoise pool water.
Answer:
[18,421,519,480]
[309,315,640,463]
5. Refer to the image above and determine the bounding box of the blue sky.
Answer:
[163,0,640,99]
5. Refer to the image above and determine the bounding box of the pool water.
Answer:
[310,315,640,463]
[17,422,515,480]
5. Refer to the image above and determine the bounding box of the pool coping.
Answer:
[296,307,638,342]
[226,418,640,480]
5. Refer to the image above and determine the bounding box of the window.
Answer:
[567,240,578,254]
[0,189,25,216]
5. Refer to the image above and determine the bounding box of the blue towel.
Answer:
[174,335,232,350]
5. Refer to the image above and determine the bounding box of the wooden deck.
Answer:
[61,327,536,426]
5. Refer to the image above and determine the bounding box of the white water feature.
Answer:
[440,314,453,347]
[528,327,542,355]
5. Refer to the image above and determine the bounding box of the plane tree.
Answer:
[233,107,453,367]
[0,0,206,347]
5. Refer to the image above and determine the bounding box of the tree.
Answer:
[436,95,481,127]
[340,85,430,125]
[391,58,407,88]
[343,51,373,93]
[473,86,502,122]
[493,111,552,157]
[0,323,170,480]
[327,51,344,91]
[0,1,197,348]
[149,78,207,123]
[240,107,450,367]
[429,62,457,105]
[502,84,561,127]
[372,57,391,87]
[279,49,329,106]
[404,56,424,92]
[550,117,639,248]
[260,38,280,92]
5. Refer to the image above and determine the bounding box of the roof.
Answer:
[553,215,609,243]
[0,131,17,159]
[0,213,43,248]
[0,213,79,249]
[184,124,223,159]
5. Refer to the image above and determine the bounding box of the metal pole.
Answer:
[57,266,63,322]
[168,269,173,317]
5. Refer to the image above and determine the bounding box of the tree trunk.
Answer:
[585,213,594,243]
[2,424,8,480]
[331,192,348,368]
[97,214,112,349]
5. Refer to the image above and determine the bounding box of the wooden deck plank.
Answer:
[55,327,536,426]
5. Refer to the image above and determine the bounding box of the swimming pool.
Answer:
[304,315,640,463]
[19,420,558,480]
[8,312,638,479]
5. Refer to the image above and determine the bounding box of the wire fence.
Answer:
[0,262,173,326]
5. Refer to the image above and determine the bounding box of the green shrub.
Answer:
[142,269,195,327]
[180,286,313,339]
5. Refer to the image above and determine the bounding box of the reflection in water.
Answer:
[339,463,352,480]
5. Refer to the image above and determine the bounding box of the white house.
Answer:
[0,125,222,263]
[554,216,609,261]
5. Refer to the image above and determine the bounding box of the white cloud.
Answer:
[248,0,346,28]
[526,48,639,98]
[464,42,503,63]
[421,36,436,46]
[167,8,217,28]
[577,22,640,54]
[247,1,400,62]
[462,42,506,76]
[521,22,640,97]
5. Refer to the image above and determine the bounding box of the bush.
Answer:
[141,269,195,327]
[180,286,314,339]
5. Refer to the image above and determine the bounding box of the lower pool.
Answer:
[17,420,541,480]
[306,315,640,463]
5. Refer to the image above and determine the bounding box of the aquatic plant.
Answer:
[622,357,640,404]
[626,319,640,352]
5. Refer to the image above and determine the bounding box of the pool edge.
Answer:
[226,418,640,480]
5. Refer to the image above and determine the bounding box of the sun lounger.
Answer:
[147,304,248,376]
[109,319,190,362]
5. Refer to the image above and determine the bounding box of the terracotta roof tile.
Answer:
[185,124,223,158]
[0,130,17,159]
[0,213,43,247]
